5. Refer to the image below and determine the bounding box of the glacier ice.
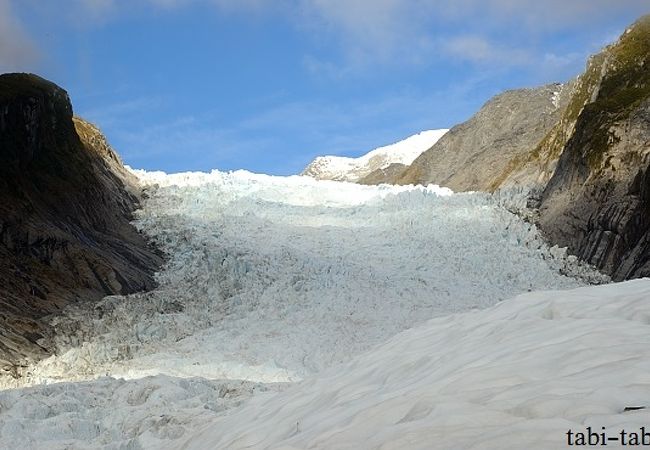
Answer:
[0,169,614,449]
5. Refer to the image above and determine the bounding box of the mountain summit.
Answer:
[301,129,448,183]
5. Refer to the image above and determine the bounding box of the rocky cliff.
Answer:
[0,73,162,375]
[538,16,650,280]
[395,83,574,191]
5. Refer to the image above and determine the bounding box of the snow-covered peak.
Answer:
[302,129,448,182]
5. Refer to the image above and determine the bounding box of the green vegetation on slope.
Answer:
[491,15,650,188]
[581,17,650,169]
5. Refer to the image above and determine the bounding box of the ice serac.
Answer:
[396,83,574,191]
[301,129,448,182]
[0,73,163,375]
[538,16,650,281]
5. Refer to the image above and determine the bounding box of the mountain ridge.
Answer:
[301,129,448,182]
[394,83,573,191]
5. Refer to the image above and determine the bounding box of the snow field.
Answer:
[0,169,609,448]
[181,279,650,450]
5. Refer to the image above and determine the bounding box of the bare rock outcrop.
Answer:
[358,163,408,185]
[396,84,573,191]
[0,73,162,375]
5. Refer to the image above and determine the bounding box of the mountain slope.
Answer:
[358,162,409,185]
[395,83,573,191]
[301,129,448,182]
[0,73,162,376]
[538,15,650,280]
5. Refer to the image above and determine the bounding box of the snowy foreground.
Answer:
[181,279,650,450]
[1,170,647,449]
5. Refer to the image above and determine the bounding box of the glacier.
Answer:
[2,169,645,450]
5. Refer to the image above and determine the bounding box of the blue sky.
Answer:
[1,0,648,175]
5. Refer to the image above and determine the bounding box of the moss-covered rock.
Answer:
[539,15,650,280]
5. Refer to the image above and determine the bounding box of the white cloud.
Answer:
[146,0,194,9]
[304,0,408,46]
[296,0,439,70]
[0,0,39,72]
[77,0,115,11]
[74,0,117,20]
[280,0,648,76]
[542,52,584,69]
[210,0,278,11]
[443,35,531,66]
[438,0,649,29]
[10,0,649,76]
[81,96,164,127]
[143,0,281,12]
[297,0,649,71]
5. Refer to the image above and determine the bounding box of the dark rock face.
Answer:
[395,84,572,192]
[539,16,650,281]
[0,73,163,375]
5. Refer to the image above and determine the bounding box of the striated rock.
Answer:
[396,84,573,191]
[0,73,163,375]
[538,16,650,281]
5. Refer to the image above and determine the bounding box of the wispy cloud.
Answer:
[143,0,282,13]
[438,0,649,30]
[296,0,649,74]
[115,82,481,172]
[113,115,279,173]
[70,0,119,23]
[443,36,532,66]
[81,97,165,127]
[0,0,40,72]
[76,0,115,13]
[12,0,650,76]
[145,0,189,8]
